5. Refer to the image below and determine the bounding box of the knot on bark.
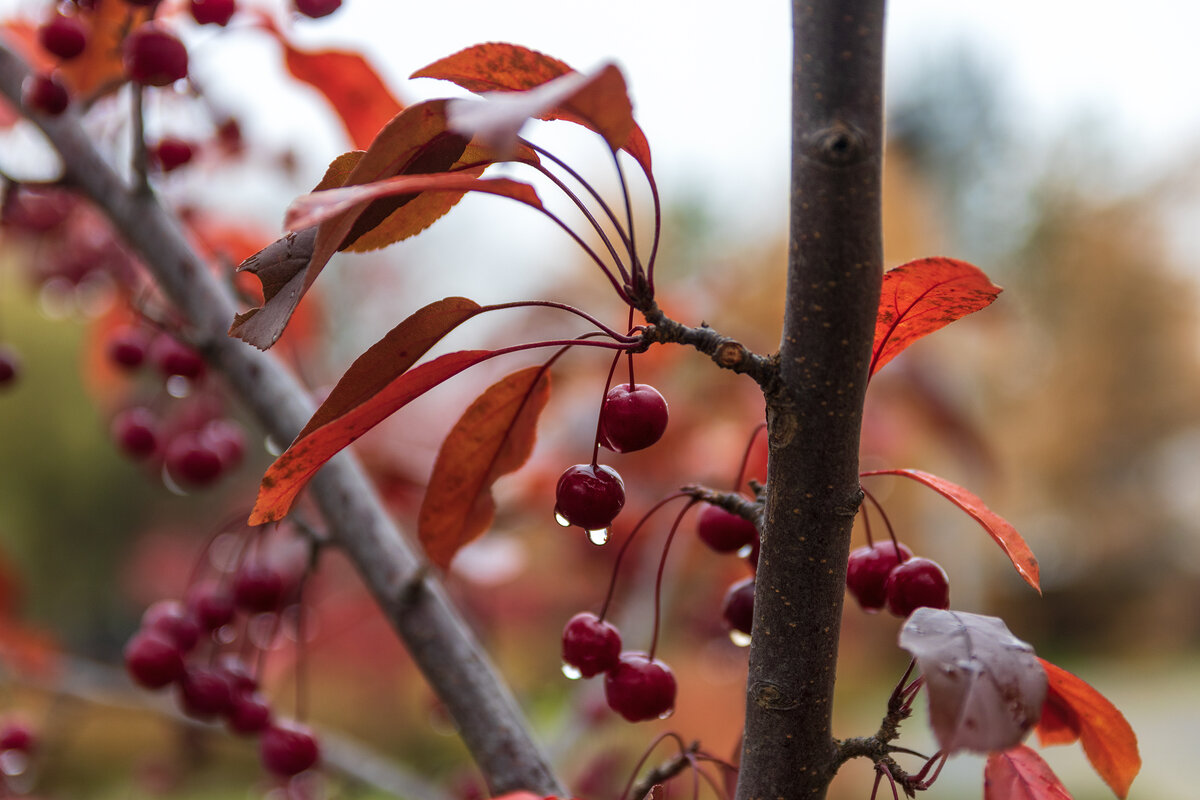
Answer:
[714,340,748,369]
[750,680,798,710]
[807,121,867,167]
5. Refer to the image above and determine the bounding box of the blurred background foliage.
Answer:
[0,22,1195,800]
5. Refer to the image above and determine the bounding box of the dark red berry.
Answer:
[38,14,87,60]
[845,540,913,612]
[214,654,258,693]
[603,653,677,722]
[123,24,188,87]
[696,504,757,553]
[111,407,160,459]
[721,577,755,636]
[149,137,194,172]
[142,599,200,652]
[554,464,625,530]
[21,72,69,115]
[177,666,233,719]
[164,431,224,486]
[200,418,245,471]
[598,383,669,453]
[260,720,320,776]
[148,333,205,379]
[0,346,21,388]
[227,690,272,735]
[0,721,36,753]
[233,561,285,613]
[124,630,186,689]
[190,0,236,26]
[106,325,150,369]
[186,580,235,630]
[884,557,950,618]
[294,0,341,18]
[561,612,621,678]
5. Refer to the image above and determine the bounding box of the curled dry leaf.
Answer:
[984,746,1073,800]
[899,608,1046,755]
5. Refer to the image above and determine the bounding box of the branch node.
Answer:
[806,121,869,167]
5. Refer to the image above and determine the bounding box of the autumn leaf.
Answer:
[413,42,653,175]
[871,257,1002,376]
[985,746,1073,800]
[861,468,1040,592]
[419,365,552,569]
[899,608,1046,754]
[1036,658,1140,799]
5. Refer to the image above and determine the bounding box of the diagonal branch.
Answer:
[0,42,562,798]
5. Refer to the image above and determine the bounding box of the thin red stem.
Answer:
[598,492,691,621]
[861,487,904,561]
[611,147,640,286]
[648,498,700,660]
[524,140,633,259]
[592,349,624,466]
[618,732,688,800]
[732,423,768,491]
[479,300,638,342]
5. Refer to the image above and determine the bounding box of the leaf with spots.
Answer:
[984,746,1073,800]
[871,257,1001,376]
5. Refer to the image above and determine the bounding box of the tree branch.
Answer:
[734,2,886,799]
[0,43,562,797]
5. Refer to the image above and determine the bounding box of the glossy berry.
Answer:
[555,464,625,530]
[294,0,341,18]
[21,72,69,115]
[696,504,757,553]
[190,0,236,26]
[106,325,151,369]
[721,577,755,636]
[164,431,224,486]
[148,333,205,379]
[884,557,950,618]
[0,720,35,753]
[150,138,194,172]
[124,630,186,689]
[176,666,233,719]
[123,24,188,87]
[845,540,913,612]
[0,346,21,388]
[38,14,87,60]
[142,599,200,652]
[227,690,272,734]
[186,579,235,630]
[561,612,621,678]
[111,407,160,459]
[598,383,669,453]
[233,561,285,613]
[603,653,677,722]
[260,720,320,776]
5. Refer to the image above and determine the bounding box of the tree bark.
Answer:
[0,44,563,798]
[735,3,886,799]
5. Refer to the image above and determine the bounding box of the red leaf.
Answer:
[248,297,486,523]
[419,365,552,569]
[1036,659,1140,799]
[861,468,1040,592]
[287,174,543,232]
[412,42,653,175]
[985,746,1073,800]
[871,257,1001,376]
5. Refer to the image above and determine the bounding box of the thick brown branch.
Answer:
[0,43,562,797]
[639,302,779,388]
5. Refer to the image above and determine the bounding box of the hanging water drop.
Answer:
[561,662,582,680]
[554,510,571,528]
[586,528,609,546]
[657,708,675,720]
[737,542,754,559]
[729,630,752,648]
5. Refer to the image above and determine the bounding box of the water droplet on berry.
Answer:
[561,662,582,680]
[586,528,609,546]
[736,543,754,558]
[215,624,237,644]
[729,630,752,647]
[166,375,191,398]
[657,709,675,720]
[554,510,571,528]
[0,749,28,777]
[265,436,282,456]
[160,464,188,496]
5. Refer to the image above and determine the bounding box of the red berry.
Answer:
[598,383,669,453]
[106,325,151,369]
[185,579,235,630]
[561,613,621,678]
[124,630,186,689]
[227,690,272,735]
[142,599,200,652]
[149,137,194,172]
[123,24,188,87]
[214,654,258,693]
[0,720,36,753]
[111,407,160,459]
[696,504,757,553]
[233,561,285,613]
[200,418,245,471]
[177,666,233,719]
[884,557,950,618]
[38,14,87,60]
[164,431,224,486]
[603,653,676,722]
[721,577,755,636]
[260,720,320,776]
[21,72,69,115]
[554,464,625,530]
[0,346,21,388]
[148,333,205,379]
[845,540,913,612]
[190,0,236,26]
[294,0,341,18]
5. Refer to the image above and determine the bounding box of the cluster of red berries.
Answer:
[561,613,676,723]
[105,322,247,489]
[845,540,950,617]
[124,535,319,778]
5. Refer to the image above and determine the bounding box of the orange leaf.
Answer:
[1036,688,1082,747]
[984,746,1073,800]
[413,42,653,175]
[287,174,543,231]
[250,349,494,524]
[871,257,1001,376]
[1036,659,1140,799]
[419,365,551,569]
[860,468,1040,592]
